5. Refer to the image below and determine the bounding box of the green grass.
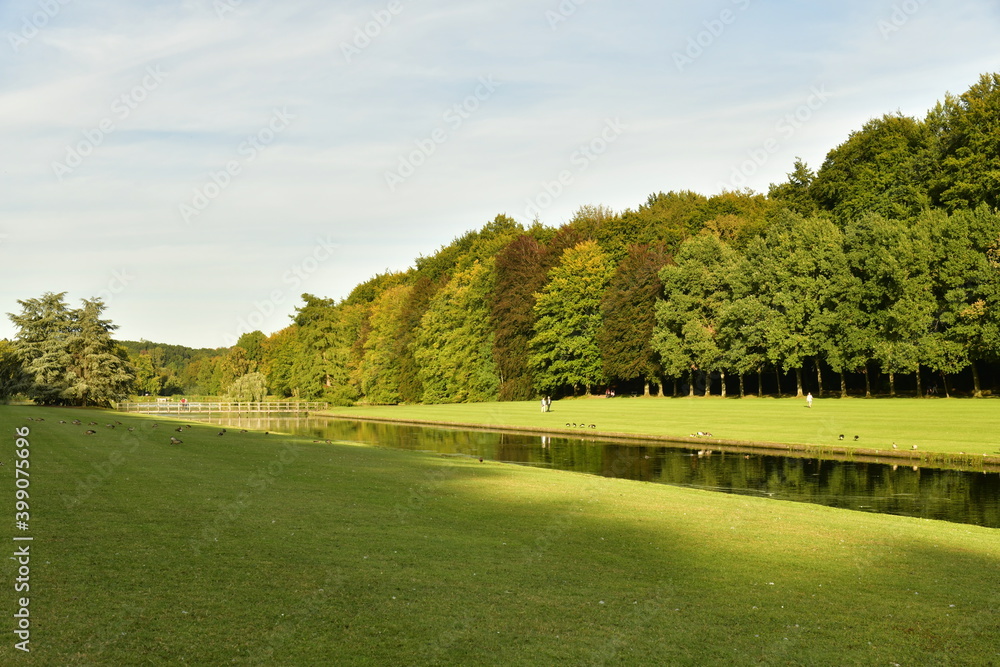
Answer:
[2,405,999,665]
[326,396,1000,459]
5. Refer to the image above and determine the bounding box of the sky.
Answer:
[1,0,998,349]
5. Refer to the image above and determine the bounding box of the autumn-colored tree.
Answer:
[599,244,670,394]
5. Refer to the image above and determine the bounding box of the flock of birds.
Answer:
[23,416,277,446]
[565,423,597,429]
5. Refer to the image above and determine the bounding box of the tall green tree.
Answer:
[928,72,1000,211]
[65,299,135,407]
[0,339,27,401]
[358,283,412,404]
[528,240,614,395]
[736,214,851,396]
[654,234,737,396]
[844,214,934,396]
[130,351,162,396]
[812,113,932,222]
[414,261,500,403]
[7,292,76,404]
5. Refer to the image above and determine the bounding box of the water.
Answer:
[192,415,1000,529]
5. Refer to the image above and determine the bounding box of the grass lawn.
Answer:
[2,405,999,665]
[326,396,1000,459]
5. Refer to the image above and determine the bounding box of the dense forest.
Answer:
[5,73,1000,406]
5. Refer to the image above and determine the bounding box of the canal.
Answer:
[191,415,1000,529]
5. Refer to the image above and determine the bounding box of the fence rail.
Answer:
[116,401,328,414]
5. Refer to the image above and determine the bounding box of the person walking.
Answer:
[806,392,813,408]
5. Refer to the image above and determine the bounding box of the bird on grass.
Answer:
[853,435,859,441]
[218,431,225,436]
[151,423,159,429]
[127,427,135,432]
[174,427,183,432]
[589,424,596,429]
[911,444,918,450]
[59,420,66,424]
[838,434,844,441]
[88,422,98,425]
[240,429,248,433]
[170,437,182,445]
[84,430,96,435]
[892,443,898,449]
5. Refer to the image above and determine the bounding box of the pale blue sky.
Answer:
[1,0,998,348]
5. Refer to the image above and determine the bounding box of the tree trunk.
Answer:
[795,367,803,397]
[815,359,823,397]
[720,370,726,398]
[839,372,847,398]
[889,372,896,397]
[672,379,678,398]
[757,367,763,398]
[739,374,745,398]
[774,367,782,397]
[972,362,982,397]
[643,381,650,397]
[688,371,695,397]
[915,365,922,398]
[941,372,951,398]
[863,365,871,398]
[703,371,711,397]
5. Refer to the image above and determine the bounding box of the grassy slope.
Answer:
[326,396,1000,457]
[2,405,999,665]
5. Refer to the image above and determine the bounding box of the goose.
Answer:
[170,437,182,445]
[853,435,859,441]
[174,427,184,432]
[838,434,844,440]
[911,444,918,450]
[84,430,96,435]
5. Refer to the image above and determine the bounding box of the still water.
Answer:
[193,415,1000,529]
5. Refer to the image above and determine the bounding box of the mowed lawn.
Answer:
[327,396,1000,457]
[2,405,999,665]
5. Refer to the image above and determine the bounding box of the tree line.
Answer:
[4,73,999,406]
